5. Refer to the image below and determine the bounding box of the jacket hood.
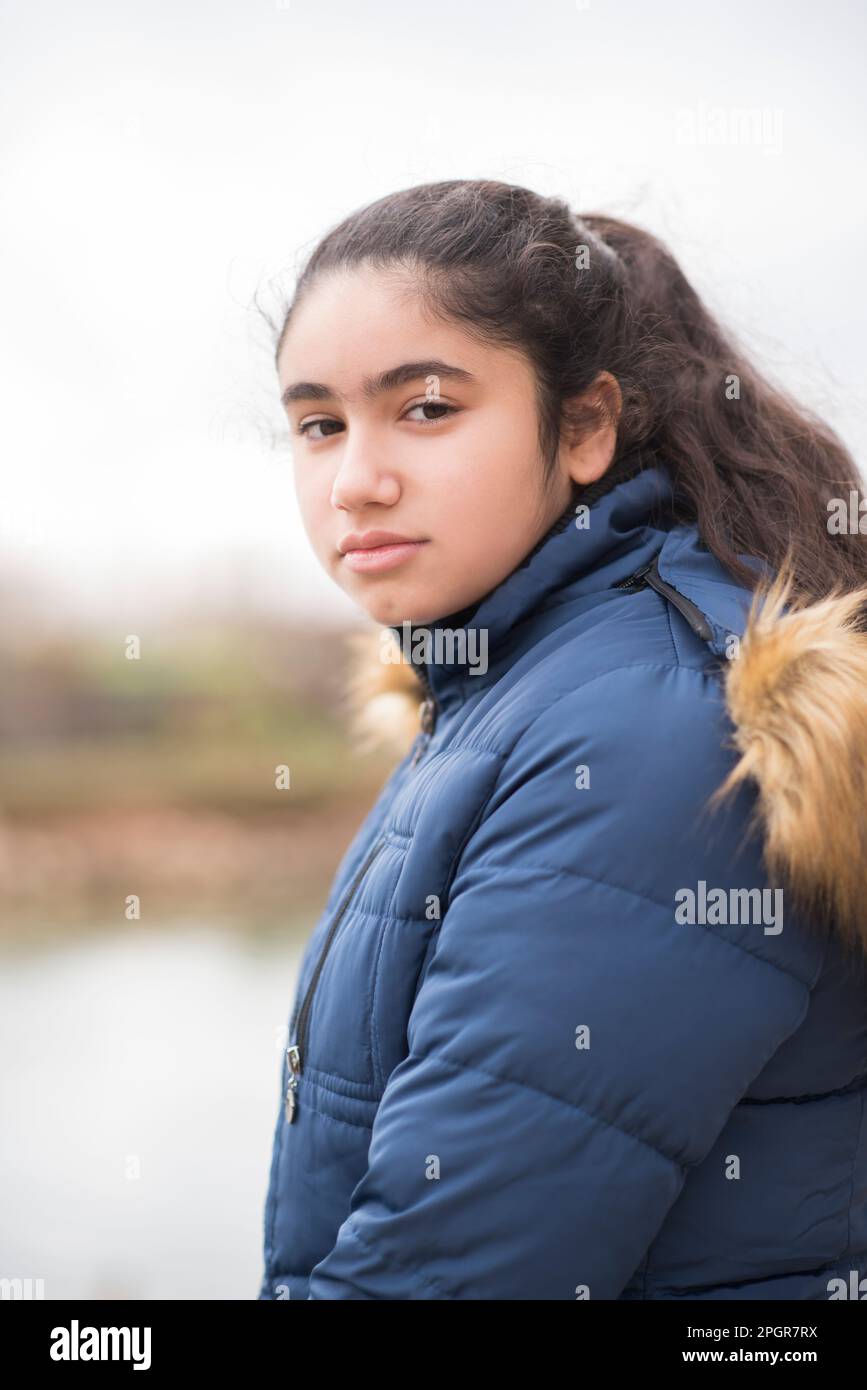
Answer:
[342,459,867,957]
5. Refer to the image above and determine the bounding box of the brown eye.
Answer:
[403,401,458,426]
[296,417,344,440]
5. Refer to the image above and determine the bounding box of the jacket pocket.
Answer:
[369,901,441,1091]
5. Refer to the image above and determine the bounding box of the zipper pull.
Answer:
[613,557,715,643]
[284,1044,301,1123]
[411,696,438,766]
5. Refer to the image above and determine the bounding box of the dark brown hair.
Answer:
[273,178,865,603]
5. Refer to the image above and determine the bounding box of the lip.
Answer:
[338,529,429,575]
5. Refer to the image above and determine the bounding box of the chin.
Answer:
[361,589,444,628]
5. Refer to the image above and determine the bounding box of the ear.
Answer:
[559,371,623,487]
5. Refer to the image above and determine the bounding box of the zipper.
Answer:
[283,833,388,1123]
[410,661,439,767]
[613,555,714,642]
[613,561,653,592]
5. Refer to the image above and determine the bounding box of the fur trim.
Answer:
[711,562,867,959]
[343,627,425,757]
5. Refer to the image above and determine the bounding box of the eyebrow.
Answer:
[280,359,478,409]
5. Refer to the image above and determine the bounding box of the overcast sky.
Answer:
[2,0,865,629]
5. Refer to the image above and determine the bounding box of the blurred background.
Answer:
[1,0,865,1298]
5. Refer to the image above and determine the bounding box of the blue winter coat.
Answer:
[258,457,867,1300]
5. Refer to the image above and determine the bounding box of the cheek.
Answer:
[446,403,537,490]
[437,423,541,532]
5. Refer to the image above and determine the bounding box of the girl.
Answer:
[258,179,867,1300]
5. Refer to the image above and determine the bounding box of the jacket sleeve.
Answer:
[307,664,822,1300]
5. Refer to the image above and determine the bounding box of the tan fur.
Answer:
[344,574,867,955]
[712,561,867,959]
[343,627,425,757]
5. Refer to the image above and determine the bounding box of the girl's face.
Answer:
[277,265,615,626]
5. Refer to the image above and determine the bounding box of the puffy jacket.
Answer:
[257,454,867,1301]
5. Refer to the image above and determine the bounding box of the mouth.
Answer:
[340,530,430,575]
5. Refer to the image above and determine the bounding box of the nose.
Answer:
[329,435,400,511]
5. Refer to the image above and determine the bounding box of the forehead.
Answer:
[276,265,530,399]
